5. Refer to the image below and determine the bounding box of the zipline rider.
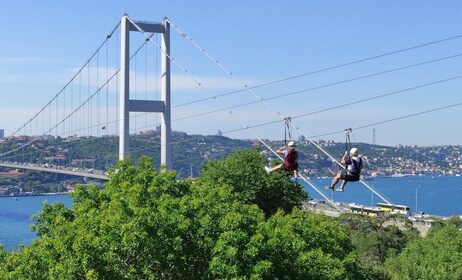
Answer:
[265,141,299,178]
[326,147,363,192]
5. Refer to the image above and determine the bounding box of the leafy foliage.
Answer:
[0,153,369,279]
[385,218,462,280]
[339,213,420,279]
[200,149,308,217]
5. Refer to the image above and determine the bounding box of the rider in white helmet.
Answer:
[326,147,363,192]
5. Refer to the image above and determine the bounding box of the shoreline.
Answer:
[0,192,70,198]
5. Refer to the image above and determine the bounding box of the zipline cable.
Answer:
[221,74,462,135]
[168,18,395,206]
[168,22,462,109]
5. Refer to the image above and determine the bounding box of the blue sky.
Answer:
[1,1,462,147]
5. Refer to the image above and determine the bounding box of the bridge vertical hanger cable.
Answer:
[55,91,59,136]
[116,26,120,136]
[70,80,73,136]
[128,17,342,212]
[28,115,32,136]
[106,36,110,136]
[134,49,138,132]
[63,87,66,136]
[79,73,83,136]
[35,110,38,136]
[97,48,100,137]
[145,39,148,131]
[87,62,91,136]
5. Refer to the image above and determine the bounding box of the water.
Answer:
[305,175,462,217]
[1,176,462,252]
[0,194,72,252]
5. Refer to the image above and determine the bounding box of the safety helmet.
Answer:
[350,147,358,156]
[288,141,296,147]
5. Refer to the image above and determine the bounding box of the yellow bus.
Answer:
[350,205,385,217]
[376,203,411,215]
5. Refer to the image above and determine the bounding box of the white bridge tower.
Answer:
[119,15,171,169]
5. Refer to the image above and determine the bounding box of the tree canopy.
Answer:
[200,149,308,217]
[2,149,461,279]
[385,218,462,280]
[0,152,368,279]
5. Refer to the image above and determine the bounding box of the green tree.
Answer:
[339,213,419,279]
[385,221,462,280]
[0,155,370,279]
[200,149,308,217]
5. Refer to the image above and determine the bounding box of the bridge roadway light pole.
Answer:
[119,16,172,169]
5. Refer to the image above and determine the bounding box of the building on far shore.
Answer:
[0,170,25,179]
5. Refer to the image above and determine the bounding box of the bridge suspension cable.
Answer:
[7,22,121,139]
[1,19,159,160]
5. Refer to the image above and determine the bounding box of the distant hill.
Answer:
[0,130,460,193]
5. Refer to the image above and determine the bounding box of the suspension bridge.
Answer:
[2,15,462,212]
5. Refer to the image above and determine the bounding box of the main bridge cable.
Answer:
[0,22,121,158]
[0,24,155,160]
[0,22,120,159]
[127,17,343,212]
[7,22,121,139]
[167,19,394,207]
[3,26,155,168]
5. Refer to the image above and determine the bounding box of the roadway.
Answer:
[302,200,433,237]
[0,162,109,181]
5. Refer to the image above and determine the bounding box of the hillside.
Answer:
[0,130,461,193]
